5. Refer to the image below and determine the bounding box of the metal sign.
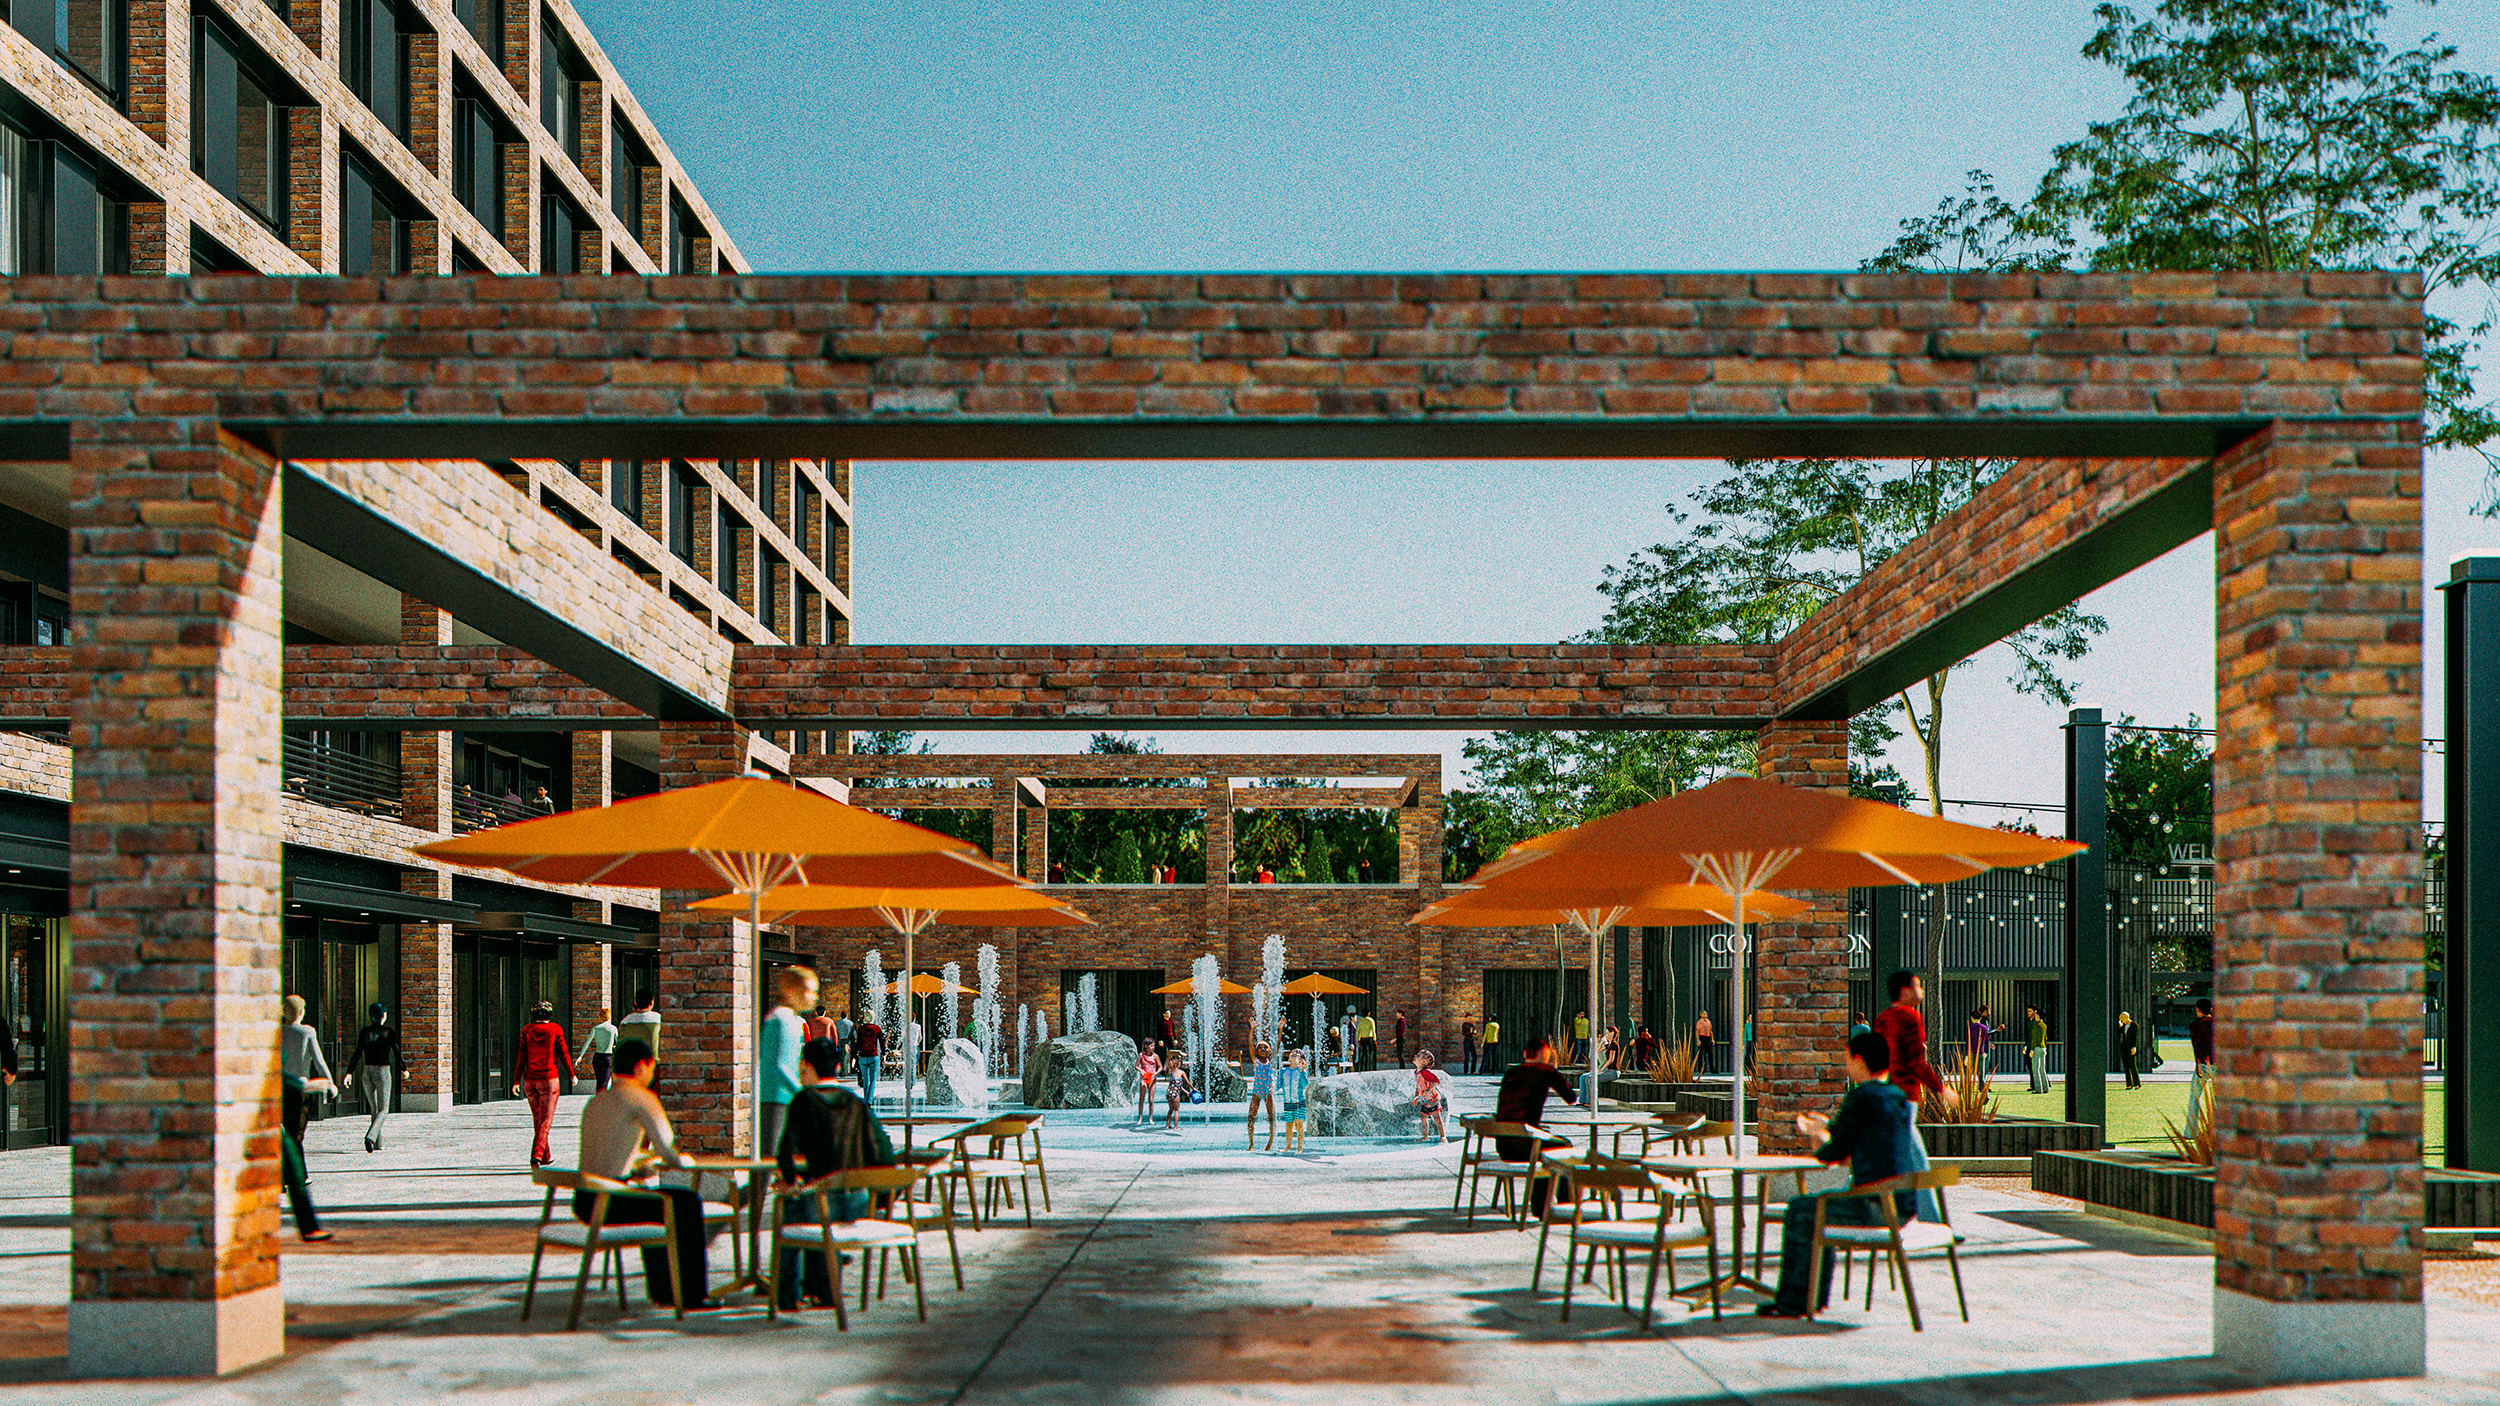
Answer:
[2168,843,2215,869]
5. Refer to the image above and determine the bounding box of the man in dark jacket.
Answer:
[1493,1035,1578,1214]
[1759,1030,1922,1318]
[775,1037,896,1309]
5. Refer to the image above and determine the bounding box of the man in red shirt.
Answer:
[1868,971,1944,1111]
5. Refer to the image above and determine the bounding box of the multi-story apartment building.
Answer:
[0,0,855,1145]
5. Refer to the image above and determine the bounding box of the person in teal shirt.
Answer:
[759,966,817,1157]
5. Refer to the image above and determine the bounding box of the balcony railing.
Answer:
[282,734,402,820]
[453,786,554,833]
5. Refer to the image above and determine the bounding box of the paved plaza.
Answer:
[1,1078,2493,1405]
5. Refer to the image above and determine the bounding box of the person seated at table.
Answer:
[774,1036,897,1309]
[1757,1030,1920,1319]
[1494,1034,1579,1214]
[575,1038,714,1310]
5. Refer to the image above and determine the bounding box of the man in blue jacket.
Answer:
[1758,1030,1922,1318]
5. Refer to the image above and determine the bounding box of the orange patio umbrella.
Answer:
[690,881,1089,1122]
[1150,976,1252,996]
[1277,973,1369,996]
[1415,878,1811,1151]
[1474,775,2083,1142]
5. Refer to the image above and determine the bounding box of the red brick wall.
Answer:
[1751,723,1849,1155]
[653,724,754,1154]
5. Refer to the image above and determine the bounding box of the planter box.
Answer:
[1604,1080,1724,1105]
[1921,1116,2102,1160]
[2034,1149,2500,1233]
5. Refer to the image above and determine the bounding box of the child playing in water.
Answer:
[1280,1049,1311,1152]
[1414,1050,1449,1141]
[1246,1041,1278,1150]
[1163,1058,1193,1131]
[1134,1042,1160,1128]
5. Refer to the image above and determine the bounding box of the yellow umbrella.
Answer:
[1277,973,1369,996]
[688,881,1089,1121]
[1475,776,2083,1144]
[1415,879,1812,1151]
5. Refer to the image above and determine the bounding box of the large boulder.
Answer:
[1193,1059,1248,1103]
[1021,1030,1139,1109]
[1308,1069,1423,1137]
[923,1037,990,1109]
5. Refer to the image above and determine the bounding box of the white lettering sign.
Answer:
[2168,843,2214,868]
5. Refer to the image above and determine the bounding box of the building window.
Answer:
[191,17,288,234]
[669,193,702,273]
[341,0,412,144]
[450,0,501,66]
[539,177,583,273]
[9,0,125,105]
[608,112,651,239]
[608,458,643,527]
[666,461,699,565]
[3,125,126,275]
[758,548,782,637]
[715,500,741,604]
[792,475,816,560]
[452,90,502,240]
[339,147,415,276]
[538,20,583,159]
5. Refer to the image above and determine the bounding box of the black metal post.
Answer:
[1612,925,1631,1060]
[2445,558,2500,1170]
[2065,707,2110,1137]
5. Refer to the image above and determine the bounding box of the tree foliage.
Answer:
[2105,716,2215,869]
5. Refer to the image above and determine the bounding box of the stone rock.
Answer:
[923,1037,990,1109]
[1193,1059,1248,1103]
[1308,1069,1424,1137]
[1021,1030,1139,1109]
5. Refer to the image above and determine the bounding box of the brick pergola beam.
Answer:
[1776,455,2210,719]
[738,643,1772,730]
[796,753,1439,782]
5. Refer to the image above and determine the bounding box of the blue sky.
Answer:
[583,0,2500,818]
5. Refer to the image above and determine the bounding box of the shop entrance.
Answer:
[1,914,65,1149]
[280,915,396,1123]
[452,935,569,1105]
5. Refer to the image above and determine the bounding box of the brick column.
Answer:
[567,730,613,1053]
[407,32,443,177]
[66,424,286,1376]
[1024,794,1047,881]
[654,724,753,1155]
[989,775,1017,869]
[2208,421,2425,1379]
[1203,772,1231,947]
[396,869,453,1114]
[1411,772,1446,1050]
[1752,722,1848,1156]
[398,598,453,831]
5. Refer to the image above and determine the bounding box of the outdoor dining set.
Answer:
[517,1109,1053,1332]
[1451,1108,1970,1333]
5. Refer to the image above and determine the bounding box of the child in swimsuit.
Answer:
[1414,1050,1448,1141]
[1280,1050,1311,1152]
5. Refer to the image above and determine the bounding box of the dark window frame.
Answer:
[190,13,292,236]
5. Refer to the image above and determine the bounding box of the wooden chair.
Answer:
[1551,1160,1720,1328]
[885,1146,966,1289]
[765,1164,934,1328]
[1531,1151,1667,1293]
[1002,1112,1051,1212]
[521,1168,684,1331]
[1614,1113,1707,1158]
[1463,1121,1559,1228]
[1805,1167,1968,1330]
[940,1115,1039,1228]
[1452,1116,1493,1211]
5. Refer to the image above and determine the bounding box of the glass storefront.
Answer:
[451,933,568,1104]
[280,914,398,1121]
[1,913,65,1148]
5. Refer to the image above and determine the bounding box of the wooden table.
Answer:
[1638,1151,1824,1301]
[682,1156,778,1295]
[888,1115,976,1151]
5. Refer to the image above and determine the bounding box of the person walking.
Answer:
[278,995,336,1242]
[1413,1050,1448,1141]
[1246,1041,1279,1150]
[1479,1016,1501,1075]
[1693,1011,1715,1076]
[513,1001,572,1168]
[2187,997,2217,1118]
[1341,1012,1358,1073]
[1631,1023,1659,1074]
[2117,1011,2143,1090]
[1598,1023,1621,1073]
[576,1007,618,1092]
[1460,1019,1478,1075]
[1356,1011,1377,1071]
[2025,1006,2051,1094]
[1966,1004,2001,1074]
[833,1007,855,1075]
[1134,1041,1162,1127]
[759,967,815,1160]
[346,1003,403,1153]
[803,1001,836,1049]
[1391,1009,1408,1067]
[1869,971,1945,1111]
[853,1015,885,1102]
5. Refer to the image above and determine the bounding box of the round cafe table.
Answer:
[887,1115,976,1150]
[680,1156,778,1294]
[1637,1151,1824,1302]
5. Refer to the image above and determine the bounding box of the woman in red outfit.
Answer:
[513,1002,573,1167]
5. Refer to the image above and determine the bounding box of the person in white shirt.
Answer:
[576,1008,619,1090]
[575,1039,709,1309]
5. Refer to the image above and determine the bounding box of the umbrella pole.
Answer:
[1730,885,1746,1154]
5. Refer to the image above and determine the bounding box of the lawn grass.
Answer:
[1982,1039,2444,1163]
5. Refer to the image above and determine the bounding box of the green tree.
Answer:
[1303,827,1337,885]
[2105,716,2215,871]
[1899,0,2500,508]
[1105,831,1145,884]
[1048,733,1204,884]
